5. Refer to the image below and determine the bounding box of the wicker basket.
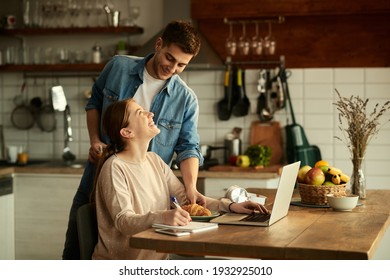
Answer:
[298,183,347,205]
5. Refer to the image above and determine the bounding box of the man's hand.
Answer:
[88,142,106,164]
[186,188,207,206]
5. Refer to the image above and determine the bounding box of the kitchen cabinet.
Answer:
[174,170,280,198]
[191,0,390,68]
[0,175,14,260]
[203,177,279,198]
[0,26,143,73]
[13,173,81,260]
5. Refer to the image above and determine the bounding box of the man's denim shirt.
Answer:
[85,54,203,167]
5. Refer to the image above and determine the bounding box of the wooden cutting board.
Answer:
[250,121,283,165]
[208,164,283,175]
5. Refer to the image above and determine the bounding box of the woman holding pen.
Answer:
[92,99,267,260]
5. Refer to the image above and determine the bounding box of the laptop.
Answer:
[210,161,300,227]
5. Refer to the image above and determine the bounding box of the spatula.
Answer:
[217,67,233,120]
[232,68,250,117]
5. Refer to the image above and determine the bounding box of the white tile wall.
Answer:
[1,67,389,190]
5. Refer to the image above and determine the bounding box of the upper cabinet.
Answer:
[191,0,390,68]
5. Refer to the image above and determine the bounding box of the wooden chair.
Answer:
[76,203,98,260]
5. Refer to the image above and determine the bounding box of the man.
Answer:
[62,20,206,259]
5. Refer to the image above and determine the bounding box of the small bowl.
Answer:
[326,194,359,211]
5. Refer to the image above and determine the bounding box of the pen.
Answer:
[170,195,181,209]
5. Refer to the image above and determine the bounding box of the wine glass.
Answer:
[67,0,80,27]
[264,21,276,55]
[238,22,250,55]
[93,0,104,27]
[225,22,237,56]
[54,0,67,28]
[128,6,140,26]
[41,0,54,28]
[251,22,264,55]
[82,0,93,27]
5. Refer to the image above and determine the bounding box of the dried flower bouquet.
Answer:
[333,89,390,198]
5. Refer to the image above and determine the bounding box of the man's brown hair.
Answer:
[161,20,201,56]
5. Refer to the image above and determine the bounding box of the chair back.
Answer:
[76,202,98,260]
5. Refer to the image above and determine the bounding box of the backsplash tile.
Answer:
[0,67,389,190]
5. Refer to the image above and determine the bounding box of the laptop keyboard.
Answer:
[240,212,271,223]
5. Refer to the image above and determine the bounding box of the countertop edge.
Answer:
[1,166,279,179]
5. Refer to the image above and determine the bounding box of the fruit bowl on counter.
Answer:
[298,183,346,205]
[296,160,350,206]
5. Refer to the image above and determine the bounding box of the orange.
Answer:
[314,160,329,168]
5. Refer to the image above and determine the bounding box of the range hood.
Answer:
[133,0,225,71]
[133,29,225,71]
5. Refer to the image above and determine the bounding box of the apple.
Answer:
[297,165,312,183]
[304,167,325,186]
[318,165,329,175]
[236,155,250,167]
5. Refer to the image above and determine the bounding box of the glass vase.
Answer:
[350,157,366,199]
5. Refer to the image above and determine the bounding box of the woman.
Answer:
[92,99,267,260]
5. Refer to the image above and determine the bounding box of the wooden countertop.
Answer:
[130,189,390,260]
[0,162,86,176]
[1,162,280,179]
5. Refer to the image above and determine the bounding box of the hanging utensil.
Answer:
[217,66,233,120]
[257,69,273,122]
[36,85,56,132]
[62,105,76,164]
[11,82,35,130]
[232,67,250,117]
[51,85,67,112]
[276,75,286,110]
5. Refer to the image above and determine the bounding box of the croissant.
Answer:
[181,204,212,216]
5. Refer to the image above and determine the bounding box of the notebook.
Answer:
[210,161,300,227]
[152,221,218,233]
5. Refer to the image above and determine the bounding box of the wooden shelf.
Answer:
[0,26,144,36]
[0,63,105,73]
[0,26,143,74]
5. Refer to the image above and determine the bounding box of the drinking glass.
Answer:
[225,22,236,56]
[264,21,276,55]
[68,0,80,27]
[238,22,250,55]
[251,22,264,55]
[93,0,104,27]
[128,6,140,26]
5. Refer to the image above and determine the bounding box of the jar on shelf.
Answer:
[92,44,102,64]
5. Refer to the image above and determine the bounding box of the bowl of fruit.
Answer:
[297,160,350,205]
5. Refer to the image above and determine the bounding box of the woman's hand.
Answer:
[162,208,192,226]
[229,201,269,215]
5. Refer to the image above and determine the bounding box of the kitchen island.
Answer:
[130,189,390,260]
[0,161,280,259]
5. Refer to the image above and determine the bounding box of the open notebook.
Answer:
[152,221,218,233]
[210,161,300,227]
